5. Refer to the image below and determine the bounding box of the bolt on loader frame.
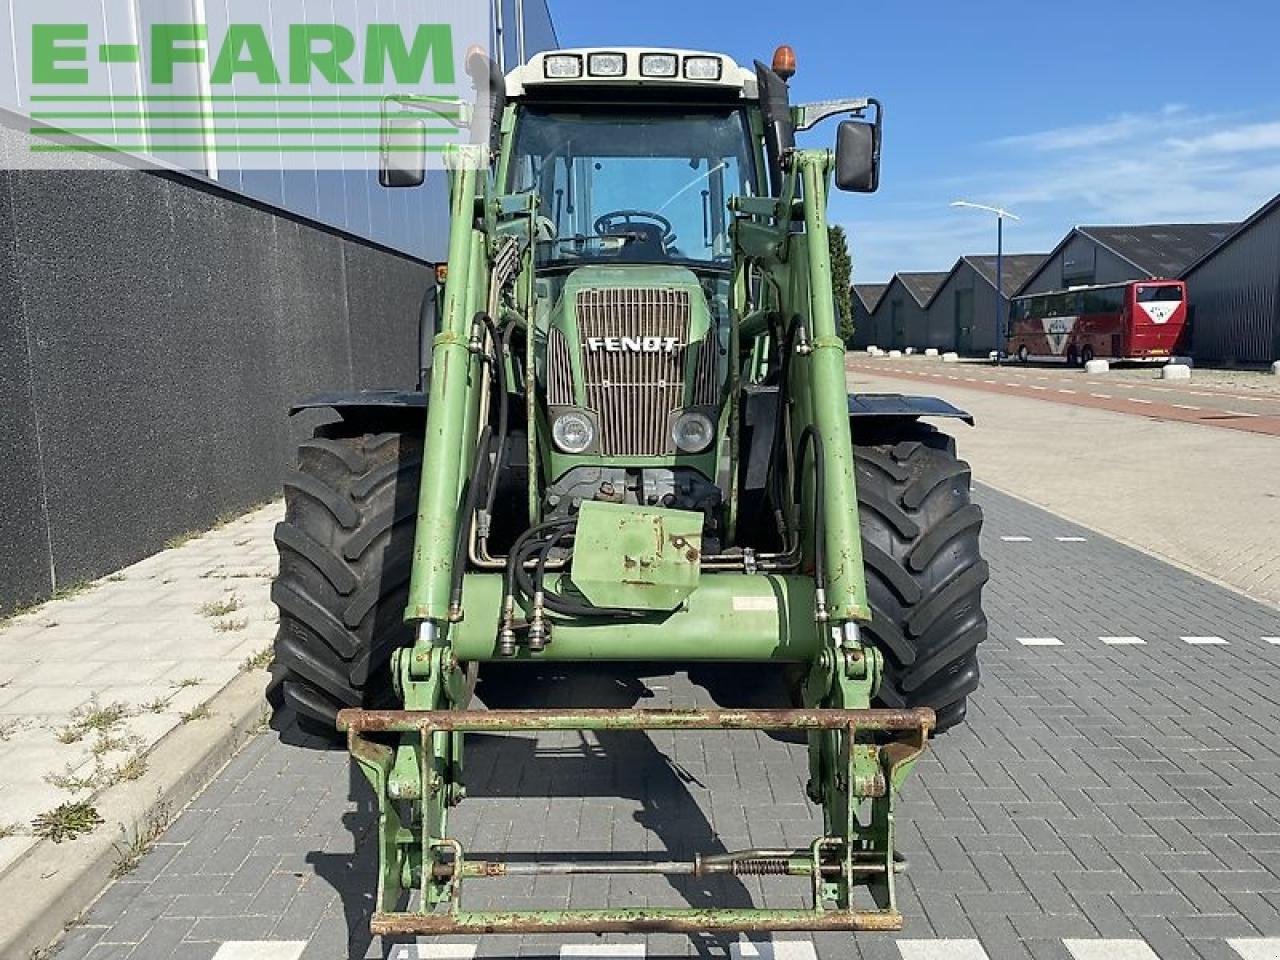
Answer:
[285,45,984,940]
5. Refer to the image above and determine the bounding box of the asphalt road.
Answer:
[846,358,1280,437]
[51,487,1280,960]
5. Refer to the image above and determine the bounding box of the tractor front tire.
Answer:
[270,422,422,737]
[854,422,988,734]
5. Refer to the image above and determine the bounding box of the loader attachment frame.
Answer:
[340,706,934,935]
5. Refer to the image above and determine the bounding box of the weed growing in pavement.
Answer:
[111,752,148,783]
[90,732,133,758]
[200,595,243,618]
[32,802,103,842]
[180,704,212,723]
[111,807,169,878]
[242,647,274,671]
[0,717,31,741]
[44,767,100,792]
[57,701,133,744]
[170,677,202,690]
[213,618,249,633]
[0,581,94,626]
[0,822,18,839]
[105,574,126,583]
[141,696,173,714]
[163,530,199,550]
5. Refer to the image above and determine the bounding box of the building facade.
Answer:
[850,283,887,348]
[926,255,1047,355]
[869,272,948,350]
[1182,195,1280,365]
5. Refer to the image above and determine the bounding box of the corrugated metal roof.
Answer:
[962,254,1050,297]
[853,283,889,311]
[1182,194,1280,278]
[897,271,949,307]
[1078,223,1238,278]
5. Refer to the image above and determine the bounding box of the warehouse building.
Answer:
[1182,194,1280,365]
[869,272,949,350]
[850,283,888,347]
[1018,222,1237,296]
[925,254,1047,355]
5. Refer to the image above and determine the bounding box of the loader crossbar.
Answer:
[339,707,935,936]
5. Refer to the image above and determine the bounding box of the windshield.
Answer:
[509,106,758,269]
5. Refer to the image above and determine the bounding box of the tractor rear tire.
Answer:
[853,422,988,734]
[269,422,422,737]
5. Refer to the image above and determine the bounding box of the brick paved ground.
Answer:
[44,487,1280,960]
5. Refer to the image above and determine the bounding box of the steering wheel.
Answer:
[593,210,676,245]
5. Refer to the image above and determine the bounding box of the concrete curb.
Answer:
[0,669,271,960]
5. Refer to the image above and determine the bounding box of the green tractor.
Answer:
[270,45,987,937]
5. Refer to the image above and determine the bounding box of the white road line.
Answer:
[982,379,997,384]
[1089,393,1113,400]
[1102,636,1147,646]
[733,942,820,960]
[391,947,479,960]
[1056,536,1088,542]
[1064,940,1161,960]
[1058,389,1077,394]
[1265,638,1280,646]
[1173,403,1201,410]
[212,945,310,960]
[1029,385,1048,391]
[1226,410,1260,418]
[1018,637,1064,647]
[1228,937,1280,959]
[1150,387,1174,393]
[1129,398,1153,404]
[562,946,646,958]
[898,940,991,960]
[1183,636,1229,645]
[1001,536,1033,542]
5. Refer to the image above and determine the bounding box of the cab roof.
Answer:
[506,48,759,100]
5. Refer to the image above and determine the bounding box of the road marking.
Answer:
[1001,536,1033,542]
[212,945,309,960]
[563,947,646,958]
[1029,385,1048,391]
[733,943,820,960]
[1056,536,1088,542]
[1130,398,1153,404]
[982,379,997,384]
[1183,636,1229,645]
[1173,403,1201,410]
[1064,940,1161,960]
[1018,637,1063,647]
[1058,389,1077,394]
[1226,410,1260,418]
[1090,393,1113,399]
[1102,636,1147,646]
[1265,638,1280,646]
[1228,937,1280,959]
[898,941,991,960]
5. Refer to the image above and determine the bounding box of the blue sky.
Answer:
[547,0,1280,282]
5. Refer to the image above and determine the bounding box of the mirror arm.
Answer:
[794,97,872,131]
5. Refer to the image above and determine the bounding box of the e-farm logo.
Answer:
[3,0,492,172]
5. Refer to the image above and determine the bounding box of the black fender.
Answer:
[848,393,974,426]
[290,391,427,417]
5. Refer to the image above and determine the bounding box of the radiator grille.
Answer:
[546,327,575,407]
[693,337,721,407]
[577,288,692,457]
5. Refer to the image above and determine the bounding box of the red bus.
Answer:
[1007,279,1188,366]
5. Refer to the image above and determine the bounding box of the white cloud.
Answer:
[843,105,1280,282]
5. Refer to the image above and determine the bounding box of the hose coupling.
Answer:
[497,596,519,658]
[527,592,551,653]
[814,587,830,625]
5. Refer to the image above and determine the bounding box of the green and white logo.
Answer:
[1,0,492,172]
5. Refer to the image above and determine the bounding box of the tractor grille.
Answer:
[546,327,575,407]
[577,288,692,457]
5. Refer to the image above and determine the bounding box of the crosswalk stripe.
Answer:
[561,946,646,958]
[1102,636,1146,645]
[1056,536,1088,542]
[1264,637,1280,646]
[1227,937,1280,959]
[1064,940,1160,960]
[1183,636,1228,645]
[211,945,309,960]
[1001,536,1033,542]
[732,942,820,959]
[898,939,990,959]
[390,946,479,960]
[1018,637,1063,646]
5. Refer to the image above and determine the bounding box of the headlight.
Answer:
[544,54,583,79]
[672,412,715,454]
[684,56,723,81]
[552,412,595,454]
[588,52,626,77]
[640,53,678,78]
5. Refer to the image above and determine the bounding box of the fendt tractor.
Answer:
[269,45,988,938]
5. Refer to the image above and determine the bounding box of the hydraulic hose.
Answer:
[480,316,512,533]
[449,425,494,618]
[794,425,827,598]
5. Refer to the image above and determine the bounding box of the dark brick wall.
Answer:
[0,167,430,614]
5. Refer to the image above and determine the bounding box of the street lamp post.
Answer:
[951,201,1021,365]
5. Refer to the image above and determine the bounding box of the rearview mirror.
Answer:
[379,116,427,189]
[835,119,881,193]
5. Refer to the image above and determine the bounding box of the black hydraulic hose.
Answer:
[480,316,511,531]
[449,425,494,616]
[767,316,802,543]
[504,518,577,603]
[794,425,827,596]
[512,528,645,621]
